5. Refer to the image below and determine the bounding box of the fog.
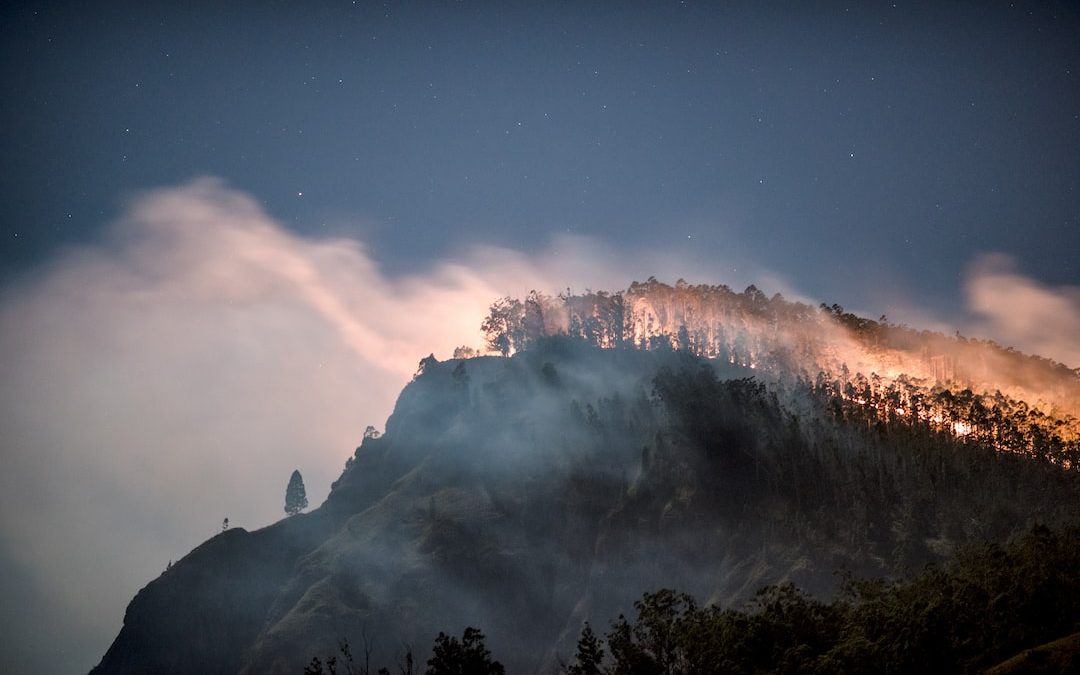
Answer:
[965,252,1080,370]
[0,179,717,674]
[0,179,1074,674]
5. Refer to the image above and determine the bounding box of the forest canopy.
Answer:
[475,280,1080,466]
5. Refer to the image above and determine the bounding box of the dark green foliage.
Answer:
[425,627,504,675]
[606,590,697,675]
[567,623,604,675]
[285,469,308,516]
[650,365,1080,574]
[482,280,1080,458]
[570,525,1080,674]
[481,297,525,356]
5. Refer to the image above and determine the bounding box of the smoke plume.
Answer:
[0,179,710,673]
[965,253,1080,369]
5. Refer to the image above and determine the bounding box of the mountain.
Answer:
[91,281,1080,675]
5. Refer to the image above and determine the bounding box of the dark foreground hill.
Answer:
[91,338,1080,675]
[568,524,1080,674]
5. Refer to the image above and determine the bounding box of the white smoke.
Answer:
[965,253,1080,369]
[0,179,717,674]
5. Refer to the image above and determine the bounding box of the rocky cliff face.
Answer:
[91,338,1080,675]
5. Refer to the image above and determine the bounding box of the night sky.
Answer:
[4,2,1078,311]
[1,2,1079,674]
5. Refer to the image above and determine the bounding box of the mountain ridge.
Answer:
[91,283,1080,674]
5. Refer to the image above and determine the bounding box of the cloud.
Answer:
[964,253,1080,369]
[0,178,733,674]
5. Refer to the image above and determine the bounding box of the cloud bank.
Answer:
[0,179,719,674]
[965,253,1080,369]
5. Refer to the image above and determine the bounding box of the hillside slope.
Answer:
[91,338,1080,674]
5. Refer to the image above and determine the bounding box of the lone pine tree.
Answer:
[284,470,308,516]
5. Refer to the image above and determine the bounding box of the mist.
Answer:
[965,253,1080,370]
[0,179,1075,674]
[0,179,722,674]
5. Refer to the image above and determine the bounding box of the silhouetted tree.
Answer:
[567,623,605,675]
[607,589,696,675]
[425,627,504,675]
[481,297,525,356]
[563,525,1080,675]
[285,470,308,516]
[452,345,478,359]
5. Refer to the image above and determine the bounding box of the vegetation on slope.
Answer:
[300,340,1080,674]
[307,524,1080,674]
[478,280,1080,436]
[96,273,1080,675]
[564,525,1080,675]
